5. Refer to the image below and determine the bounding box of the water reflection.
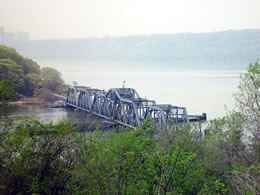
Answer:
[9,104,68,123]
[8,104,117,131]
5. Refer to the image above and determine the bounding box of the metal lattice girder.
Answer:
[66,86,196,128]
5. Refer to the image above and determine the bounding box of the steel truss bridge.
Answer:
[66,86,206,128]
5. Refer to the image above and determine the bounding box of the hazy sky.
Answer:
[0,0,260,39]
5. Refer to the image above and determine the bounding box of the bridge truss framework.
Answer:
[66,86,206,128]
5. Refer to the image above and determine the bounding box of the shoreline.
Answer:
[9,97,45,105]
[9,93,67,105]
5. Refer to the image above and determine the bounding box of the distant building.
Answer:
[4,32,15,43]
[14,31,29,41]
[0,26,4,43]
[0,26,30,44]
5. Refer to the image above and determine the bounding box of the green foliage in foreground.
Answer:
[0,119,230,195]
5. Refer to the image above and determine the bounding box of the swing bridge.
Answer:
[66,86,206,128]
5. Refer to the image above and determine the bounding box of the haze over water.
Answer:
[37,58,245,120]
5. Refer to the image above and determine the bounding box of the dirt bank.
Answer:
[9,97,44,105]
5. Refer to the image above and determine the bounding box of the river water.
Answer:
[11,59,247,123]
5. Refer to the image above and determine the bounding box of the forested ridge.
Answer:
[0,61,259,194]
[10,29,260,63]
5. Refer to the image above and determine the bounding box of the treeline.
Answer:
[0,44,65,99]
[0,62,259,194]
[10,29,260,63]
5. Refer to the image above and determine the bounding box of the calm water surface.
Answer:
[13,59,246,122]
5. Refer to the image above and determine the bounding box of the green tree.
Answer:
[24,73,42,96]
[67,122,213,194]
[0,118,81,194]
[0,79,18,102]
[235,61,260,155]
[41,67,64,93]
[22,58,41,75]
[205,61,260,194]
[0,45,25,68]
[0,79,18,117]
[0,45,66,97]
[0,59,25,93]
[41,67,63,84]
[0,45,40,76]
[0,44,42,96]
[231,61,260,194]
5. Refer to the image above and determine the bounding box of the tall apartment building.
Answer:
[0,26,4,43]
[0,26,30,44]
